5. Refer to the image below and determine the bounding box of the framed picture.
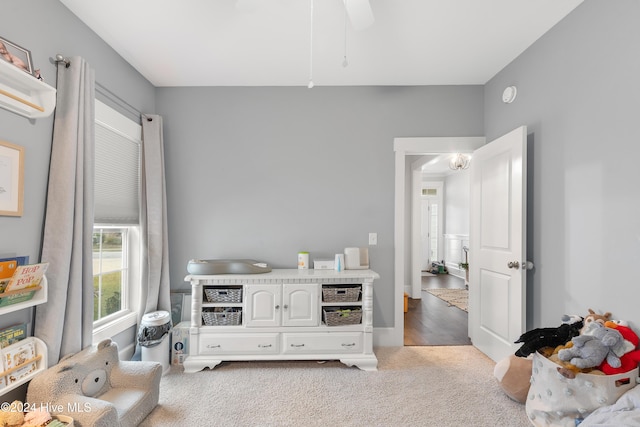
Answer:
[0,37,33,75]
[0,141,24,217]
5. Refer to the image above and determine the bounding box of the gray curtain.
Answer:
[139,115,171,320]
[35,57,95,364]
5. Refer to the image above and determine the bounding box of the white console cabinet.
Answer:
[183,269,379,372]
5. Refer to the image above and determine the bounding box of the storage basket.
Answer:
[323,308,362,326]
[322,286,361,303]
[202,308,242,326]
[526,351,639,426]
[204,288,242,303]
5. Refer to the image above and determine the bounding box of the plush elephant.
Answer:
[558,322,623,369]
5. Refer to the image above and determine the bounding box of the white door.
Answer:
[469,126,527,362]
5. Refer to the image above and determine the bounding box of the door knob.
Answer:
[507,261,520,269]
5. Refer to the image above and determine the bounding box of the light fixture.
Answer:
[449,153,470,171]
[308,0,314,89]
[342,5,348,67]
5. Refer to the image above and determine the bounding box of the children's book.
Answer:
[2,338,36,384]
[0,255,29,265]
[4,262,49,292]
[0,260,18,293]
[0,323,27,349]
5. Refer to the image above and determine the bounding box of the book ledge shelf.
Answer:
[0,60,56,118]
[0,276,48,315]
[0,337,48,396]
[0,285,43,300]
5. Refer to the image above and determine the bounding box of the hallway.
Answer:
[404,274,471,346]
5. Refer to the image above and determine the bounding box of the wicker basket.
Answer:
[323,308,362,326]
[202,308,242,326]
[322,286,361,303]
[204,288,242,303]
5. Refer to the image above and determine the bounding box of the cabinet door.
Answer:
[282,283,319,327]
[245,284,282,327]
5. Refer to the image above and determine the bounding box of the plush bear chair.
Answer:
[27,339,162,427]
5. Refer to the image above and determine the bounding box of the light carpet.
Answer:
[424,288,468,312]
[140,346,529,427]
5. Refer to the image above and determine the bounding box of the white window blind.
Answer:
[94,100,141,224]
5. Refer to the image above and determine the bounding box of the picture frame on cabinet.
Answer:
[0,37,33,75]
[0,141,24,217]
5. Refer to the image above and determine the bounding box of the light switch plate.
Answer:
[368,233,377,245]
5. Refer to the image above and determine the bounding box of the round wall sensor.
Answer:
[502,86,517,103]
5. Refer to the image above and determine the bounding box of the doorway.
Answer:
[406,159,471,346]
[392,137,485,347]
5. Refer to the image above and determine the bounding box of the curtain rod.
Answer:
[54,53,148,123]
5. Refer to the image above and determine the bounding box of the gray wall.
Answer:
[157,86,484,327]
[484,0,640,327]
[0,0,155,382]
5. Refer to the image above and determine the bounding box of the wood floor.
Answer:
[404,273,472,346]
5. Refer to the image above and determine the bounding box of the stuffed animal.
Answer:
[558,322,624,370]
[514,314,584,357]
[600,320,640,375]
[494,354,532,403]
[544,321,606,378]
[580,309,612,334]
[0,400,25,427]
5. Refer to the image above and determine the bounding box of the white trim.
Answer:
[92,311,137,344]
[95,99,141,141]
[393,137,485,346]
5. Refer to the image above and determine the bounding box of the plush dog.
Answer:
[514,314,584,357]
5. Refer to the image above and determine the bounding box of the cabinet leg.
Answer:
[340,356,378,371]
[183,357,222,373]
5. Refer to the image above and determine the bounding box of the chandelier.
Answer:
[449,153,470,171]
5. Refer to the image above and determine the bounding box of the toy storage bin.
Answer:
[526,351,639,427]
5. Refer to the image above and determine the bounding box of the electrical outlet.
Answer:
[368,233,377,246]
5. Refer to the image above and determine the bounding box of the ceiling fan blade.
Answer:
[343,0,375,30]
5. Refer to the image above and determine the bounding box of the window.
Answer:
[92,100,142,341]
[93,227,127,323]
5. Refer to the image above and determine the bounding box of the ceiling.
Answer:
[59,0,583,88]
